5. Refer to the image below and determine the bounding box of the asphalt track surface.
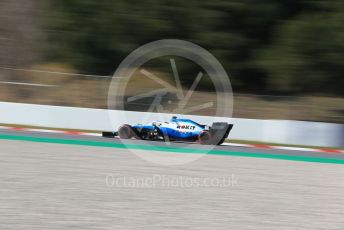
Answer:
[1,129,344,229]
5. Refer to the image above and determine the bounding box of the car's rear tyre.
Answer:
[199,131,213,145]
[118,124,134,139]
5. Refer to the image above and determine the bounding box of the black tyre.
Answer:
[118,124,134,139]
[199,131,213,145]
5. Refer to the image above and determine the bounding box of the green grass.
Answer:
[0,66,343,123]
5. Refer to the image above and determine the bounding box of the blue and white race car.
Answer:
[103,116,233,145]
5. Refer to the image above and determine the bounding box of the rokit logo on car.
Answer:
[177,125,196,130]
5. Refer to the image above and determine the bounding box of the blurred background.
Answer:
[0,0,343,123]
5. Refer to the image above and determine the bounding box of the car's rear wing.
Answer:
[210,122,234,145]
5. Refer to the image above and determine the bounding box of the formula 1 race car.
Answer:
[103,116,233,145]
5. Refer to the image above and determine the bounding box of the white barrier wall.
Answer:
[0,102,343,147]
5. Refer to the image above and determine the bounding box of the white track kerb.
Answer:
[107,39,233,166]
